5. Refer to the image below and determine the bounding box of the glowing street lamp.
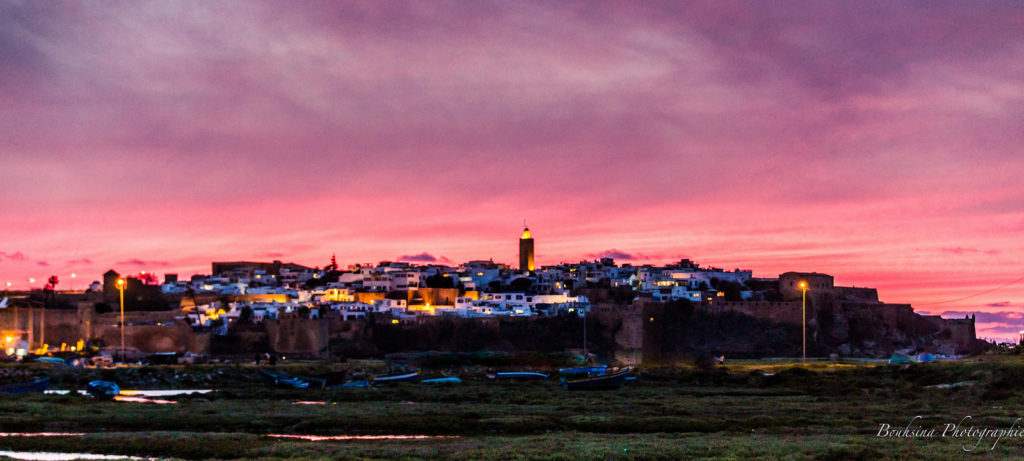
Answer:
[70,273,76,291]
[799,281,808,363]
[117,278,125,363]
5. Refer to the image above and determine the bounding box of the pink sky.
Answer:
[2,1,1023,341]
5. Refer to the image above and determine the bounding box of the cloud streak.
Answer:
[116,259,171,267]
[398,253,449,263]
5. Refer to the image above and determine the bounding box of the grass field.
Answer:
[2,357,1023,459]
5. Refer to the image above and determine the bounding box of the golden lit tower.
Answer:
[519,226,535,272]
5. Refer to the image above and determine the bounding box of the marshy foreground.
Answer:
[2,357,1024,460]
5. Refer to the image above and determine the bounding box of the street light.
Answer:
[799,281,808,363]
[117,278,125,363]
[70,273,76,292]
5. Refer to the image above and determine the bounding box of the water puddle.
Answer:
[112,396,176,405]
[291,401,328,405]
[0,451,156,460]
[266,434,458,441]
[46,390,212,397]
[0,433,85,437]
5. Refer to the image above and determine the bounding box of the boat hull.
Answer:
[563,368,631,390]
[86,380,120,399]
[0,377,50,394]
[421,377,461,384]
[258,369,310,389]
[558,366,607,379]
[488,372,548,381]
[371,370,421,384]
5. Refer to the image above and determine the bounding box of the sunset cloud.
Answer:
[116,259,171,267]
[398,253,448,263]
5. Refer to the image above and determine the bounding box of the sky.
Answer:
[1,1,1023,340]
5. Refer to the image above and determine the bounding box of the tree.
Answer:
[238,305,254,324]
[44,275,59,291]
[508,278,533,293]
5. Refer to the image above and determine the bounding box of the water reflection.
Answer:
[267,434,458,441]
[46,390,211,397]
[0,433,84,437]
[0,451,155,460]
[112,396,176,405]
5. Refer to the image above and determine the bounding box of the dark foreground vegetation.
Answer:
[3,356,1024,459]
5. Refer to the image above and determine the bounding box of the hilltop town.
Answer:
[1,227,982,363]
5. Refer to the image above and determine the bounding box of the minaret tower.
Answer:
[519,224,535,272]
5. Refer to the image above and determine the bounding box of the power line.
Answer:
[915,274,1024,306]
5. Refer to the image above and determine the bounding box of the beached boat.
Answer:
[558,365,607,379]
[330,379,370,389]
[421,376,461,384]
[86,380,120,399]
[0,377,50,394]
[258,369,310,389]
[370,369,421,384]
[563,367,631,390]
[486,371,548,381]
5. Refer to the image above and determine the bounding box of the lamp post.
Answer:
[117,278,125,363]
[799,281,808,363]
[70,273,76,292]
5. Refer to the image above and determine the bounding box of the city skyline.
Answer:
[2,2,1023,339]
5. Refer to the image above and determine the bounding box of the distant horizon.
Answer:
[4,243,1020,343]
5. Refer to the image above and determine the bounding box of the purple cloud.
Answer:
[116,259,170,267]
[939,247,1002,256]
[67,258,93,265]
[398,252,443,263]
[586,249,667,261]
[36,261,49,267]
[986,302,1012,308]
[588,249,637,260]
[262,252,285,258]
[0,251,27,261]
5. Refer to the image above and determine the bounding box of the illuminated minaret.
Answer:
[519,225,535,272]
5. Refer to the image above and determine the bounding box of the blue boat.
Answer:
[86,380,120,399]
[330,379,370,389]
[0,377,50,394]
[558,365,607,379]
[258,369,310,389]
[421,376,461,384]
[370,369,421,384]
[563,367,631,391]
[487,371,548,381]
[33,357,68,366]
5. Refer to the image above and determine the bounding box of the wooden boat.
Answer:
[86,380,120,399]
[370,369,421,384]
[563,367,631,390]
[421,376,461,384]
[0,377,50,394]
[258,369,310,389]
[558,365,607,379]
[486,371,548,381]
